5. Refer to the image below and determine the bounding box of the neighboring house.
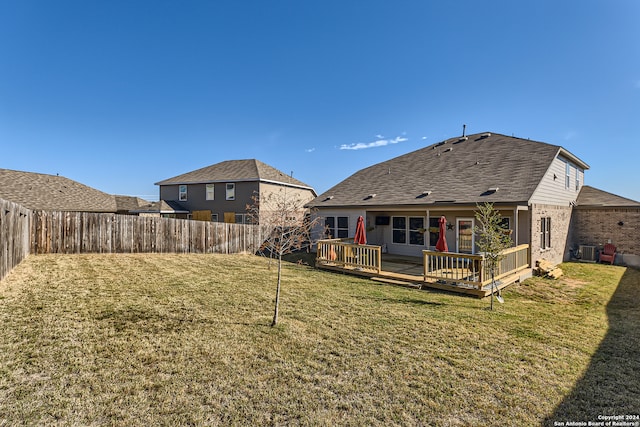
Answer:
[307,132,592,266]
[154,159,317,223]
[0,168,151,215]
[0,168,118,212]
[114,195,158,215]
[129,200,190,218]
[569,186,640,268]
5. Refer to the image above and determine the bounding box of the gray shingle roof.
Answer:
[155,159,315,193]
[308,132,582,208]
[114,195,155,212]
[130,200,189,214]
[0,168,118,212]
[576,185,640,207]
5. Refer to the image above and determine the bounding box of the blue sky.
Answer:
[1,1,639,201]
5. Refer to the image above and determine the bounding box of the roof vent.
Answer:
[457,137,468,142]
[444,147,453,152]
[323,195,334,201]
[480,133,491,139]
[364,193,377,200]
[487,187,499,193]
[416,190,432,199]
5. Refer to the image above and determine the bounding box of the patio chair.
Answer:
[599,244,616,265]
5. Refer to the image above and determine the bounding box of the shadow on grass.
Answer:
[544,267,640,425]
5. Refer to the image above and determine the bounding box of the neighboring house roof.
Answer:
[0,168,118,212]
[308,132,589,208]
[114,195,156,212]
[155,159,316,195]
[130,200,190,214]
[576,185,640,208]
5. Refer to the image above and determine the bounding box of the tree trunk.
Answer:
[271,252,282,327]
[490,269,495,311]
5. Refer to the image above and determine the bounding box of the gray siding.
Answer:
[530,156,584,206]
[160,181,316,223]
[311,208,365,243]
[159,181,260,221]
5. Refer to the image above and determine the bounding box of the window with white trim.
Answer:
[393,216,426,245]
[235,213,249,224]
[226,183,235,200]
[575,169,580,191]
[324,216,348,239]
[392,217,406,244]
[409,217,425,245]
[179,185,187,201]
[540,217,551,249]
[206,184,215,200]
[565,162,571,189]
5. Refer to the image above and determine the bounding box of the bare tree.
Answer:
[474,202,512,310]
[246,188,322,326]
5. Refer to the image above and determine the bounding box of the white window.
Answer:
[325,216,348,239]
[179,185,187,201]
[392,217,406,244]
[206,184,215,200]
[575,169,580,191]
[235,213,246,224]
[226,183,235,200]
[392,216,426,245]
[565,162,571,189]
[540,217,551,249]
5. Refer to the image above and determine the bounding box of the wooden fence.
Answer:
[0,197,272,281]
[0,199,32,281]
[30,210,271,255]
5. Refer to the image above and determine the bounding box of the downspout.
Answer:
[514,207,518,246]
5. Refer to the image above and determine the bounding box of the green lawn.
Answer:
[0,254,637,426]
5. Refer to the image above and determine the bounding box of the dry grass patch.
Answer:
[0,254,636,426]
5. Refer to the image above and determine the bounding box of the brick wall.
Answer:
[569,207,640,258]
[530,203,573,265]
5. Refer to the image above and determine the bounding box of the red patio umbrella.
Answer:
[435,216,449,252]
[353,215,367,245]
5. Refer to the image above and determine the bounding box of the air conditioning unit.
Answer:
[578,245,597,262]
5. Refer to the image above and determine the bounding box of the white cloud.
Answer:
[305,148,316,153]
[376,134,384,139]
[421,136,428,140]
[340,135,408,150]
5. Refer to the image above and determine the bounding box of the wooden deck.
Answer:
[316,240,531,298]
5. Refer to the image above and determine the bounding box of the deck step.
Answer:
[371,277,422,289]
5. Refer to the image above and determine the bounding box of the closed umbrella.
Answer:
[353,215,367,245]
[435,216,448,252]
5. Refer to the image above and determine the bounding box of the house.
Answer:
[0,168,153,215]
[307,132,591,267]
[154,159,317,222]
[0,168,118,212]
[569,186,640,268]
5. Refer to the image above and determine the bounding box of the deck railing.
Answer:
[316,239,382,273]
[481,244,530,286]
[423,244,530,290]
